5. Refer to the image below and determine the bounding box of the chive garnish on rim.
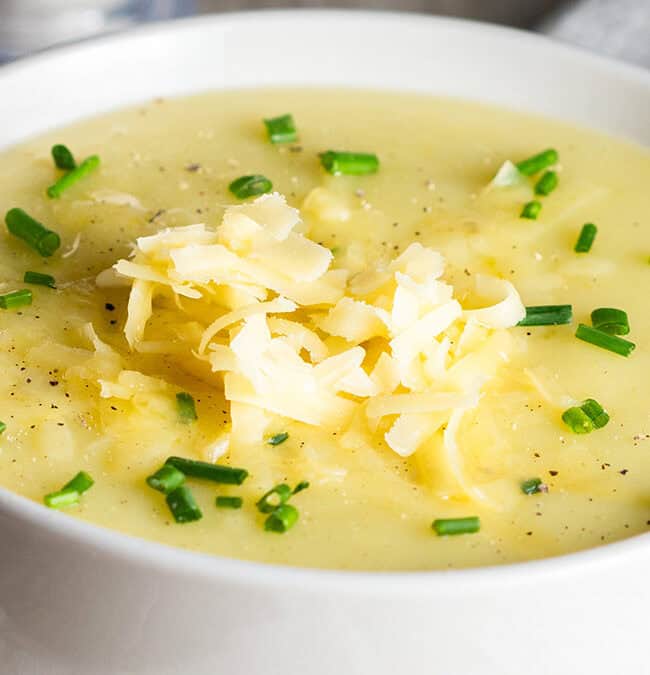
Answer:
[166,485,202,523]
[229,175,273,199]
[264,113,297,144]
[5,208,61,257]
[518,304,572,326]
[520,200,542,220]
[319,151,379,176]
[515,148,558,176]
[574,223,597,253]
[24,271,56,288]
[591,307,630,336]
[267,432,289,446]
[51,144,77,170]
[146,464,186,494]
[264,503,299,533]
[47,155,100,199]
[534,170,558,196]
[216,496,243,509]
[176,392,198,423]
[0,289,32,310]
[165,456,249,485]
[575,323,635,357]
[432,516,480,536]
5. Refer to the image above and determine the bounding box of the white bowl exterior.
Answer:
[0,12,649,674]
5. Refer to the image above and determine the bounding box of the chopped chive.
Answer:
[580,398,610,429]
[0,289,32,310]
[518,304,572,326]
[44,470,93,509]
[562,406,594,434]
[534,170,558,196]
[515,148,558,176]
[521,478,544,495]
[0,421,5,434]
[574,223,597,253]
[267,432,289,446]
[44,489,80,509]
[591,307,630,336]
[256,484,293,514]
[47,155,100,199]
[166,485,202,523]
[432,516,480,536]
[264,504,299,533]
[216,495,243,509]
[520,200,542,220]
[51,144,77,170]
[229,174,273,199]
[175,392,197,423]
[575,323,635,357]
[292,480,310,495]
[63,471,94,494]
[5,208,61,256]
[24,271,56,288]
[319,151,379,176]
[165,456,249,485]
[146,464,185,494]
[264,113,297,144]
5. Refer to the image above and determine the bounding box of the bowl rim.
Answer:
[0,8,648,590]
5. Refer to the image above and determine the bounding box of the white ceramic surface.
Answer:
[0,11,649,675]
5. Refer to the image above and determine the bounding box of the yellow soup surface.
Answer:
[0,89,649,570]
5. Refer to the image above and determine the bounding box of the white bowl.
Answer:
[1,11,649,675]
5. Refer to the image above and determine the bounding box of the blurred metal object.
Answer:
[0,0,193,61]
[540,0,650,67]
[196,0,564,27]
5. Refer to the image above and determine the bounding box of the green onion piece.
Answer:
[319,151,379,176]
[574,223,597,253]
[590,307,630,336]
[165,456,249,485]
[0,289,32,310]
[175,392,198,423]
[432,516,480,536]
[146,465,185,494]
[580,398,610,429]
[166,485,202,523]
[263,113,297,144]
[51,144,77,170]
[534,170,558,196]
[63,470,94,494]
[44,489,80,509]
[520,200,542,220]
[256,484,293,514]
[5,208,61,257]
[0,421,6,434]
[518,304,572,326]
[216,496,243,509]
[264,504,299,533]
[515,148,558,176]
[267,432,289,446]
[229,175,273,199]
[561,406,594,434]
[575,323,635,357]
[24,271,56,288]
[46,155,100,199]
[521,478,544,495]
[293,480,310,495]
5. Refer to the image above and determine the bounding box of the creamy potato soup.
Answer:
[0,90,648,570]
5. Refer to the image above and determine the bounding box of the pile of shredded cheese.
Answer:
[96,193,526,502]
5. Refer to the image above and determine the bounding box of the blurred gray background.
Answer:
[0,0,648,67]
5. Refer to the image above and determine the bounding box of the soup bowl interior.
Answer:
[0,10,649,675]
